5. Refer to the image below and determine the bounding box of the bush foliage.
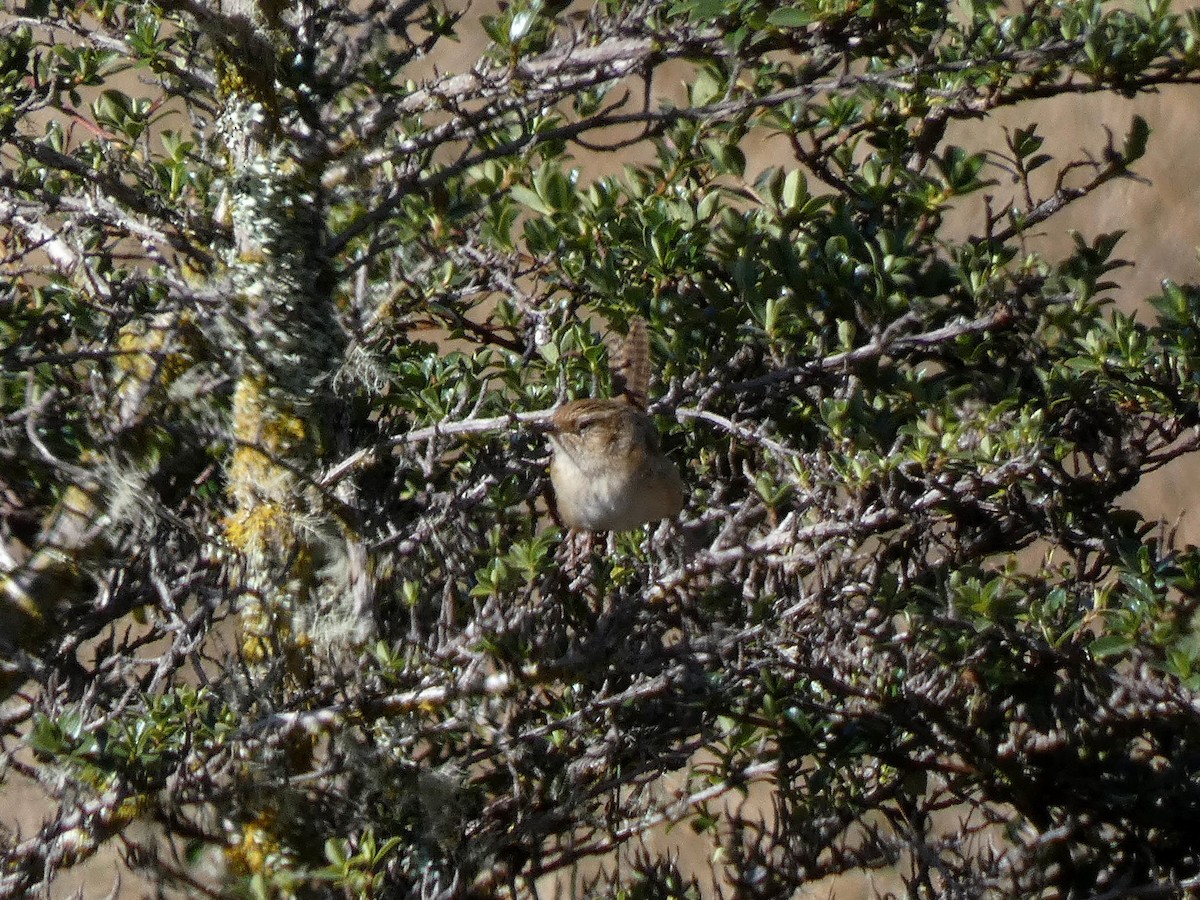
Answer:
[6,0,1200,896]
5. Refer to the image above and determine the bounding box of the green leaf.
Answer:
[691,66,722,106]
[325,838,348,867]
[782,169,807,210]
[671,0,726,21]
[767,8,813,27]
[1090,634,1134,659]
[1123,114,1150,163]
[511,184,553,216]
[509,9,537,42]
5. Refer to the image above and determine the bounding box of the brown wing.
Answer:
[611,315,650,410]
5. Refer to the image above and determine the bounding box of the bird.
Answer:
[545,317,684,531]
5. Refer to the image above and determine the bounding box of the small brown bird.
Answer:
[546,317,684,531]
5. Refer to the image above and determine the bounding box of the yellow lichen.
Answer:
[114,313,200,390]
[223,502,293,553]
[226,815,284,878]
[231,375,312,458]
